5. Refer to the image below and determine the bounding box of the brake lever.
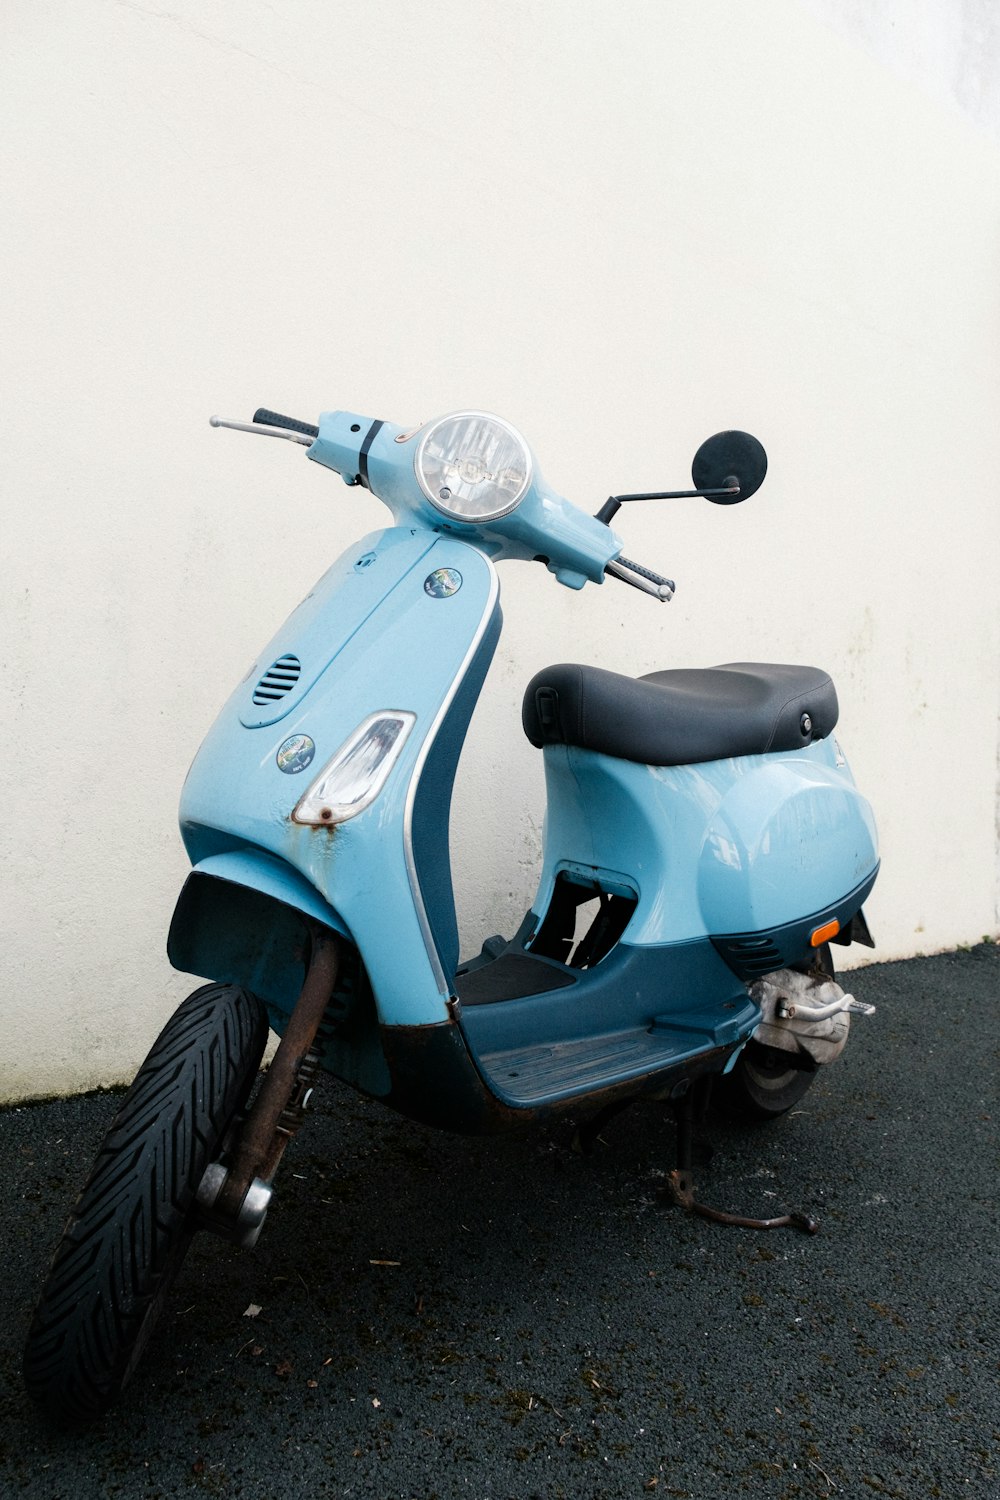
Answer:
[210,416,315,446]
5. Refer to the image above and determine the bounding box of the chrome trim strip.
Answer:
[402,554,501,997]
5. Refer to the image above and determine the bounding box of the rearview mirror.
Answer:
[691,431,767,504]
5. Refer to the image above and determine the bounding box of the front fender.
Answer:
[168,849,351,1011]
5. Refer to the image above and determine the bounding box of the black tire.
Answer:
[23,983,269,1424]
[716,946,834,1122]
[715,1040,818,1121]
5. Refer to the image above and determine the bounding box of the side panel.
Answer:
[695,747,879,935]
[534,735,878,946]
[177,528,500,1026]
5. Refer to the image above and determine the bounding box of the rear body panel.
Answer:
[533,736,878,952]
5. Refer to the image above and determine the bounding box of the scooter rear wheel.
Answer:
[716,1040,818,1120]
[715,946,834,1122]
[22,983,268,1424]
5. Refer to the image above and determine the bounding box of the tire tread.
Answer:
[23,984,267,1423]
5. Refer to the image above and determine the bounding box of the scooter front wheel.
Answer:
[22,983,269,1424]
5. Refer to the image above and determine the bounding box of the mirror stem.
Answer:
[595,482,740,524]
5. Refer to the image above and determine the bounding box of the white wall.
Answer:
[3,1,998,1101]
[801,0,1000,136]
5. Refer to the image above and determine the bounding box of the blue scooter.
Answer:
[24,405,879,1422]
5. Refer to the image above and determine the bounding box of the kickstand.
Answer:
[665,1089,819,1236]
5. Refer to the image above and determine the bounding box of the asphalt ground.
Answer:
[1,944,997,1500]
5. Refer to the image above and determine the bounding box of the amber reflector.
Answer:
[811,920,840,947]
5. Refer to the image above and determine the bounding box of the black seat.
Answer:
[522,661,838,767]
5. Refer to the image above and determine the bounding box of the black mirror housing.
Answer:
[692,431,767,504]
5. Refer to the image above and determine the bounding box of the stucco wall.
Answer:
[3,0,999,1101]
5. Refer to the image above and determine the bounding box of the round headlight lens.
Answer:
[414,412,532,522]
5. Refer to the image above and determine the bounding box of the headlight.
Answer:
[414,412,532,523]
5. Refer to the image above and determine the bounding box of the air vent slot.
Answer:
[737,946,783,975]
[252,654,302,706]
[712,934,784,979]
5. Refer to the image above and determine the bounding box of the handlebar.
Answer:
[252,408,319,439]
[211,408,675,601]
[605,556,675,602]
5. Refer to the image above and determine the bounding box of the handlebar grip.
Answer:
[605,557,675,601]
[253,408,319,439]
[617,555,674,591]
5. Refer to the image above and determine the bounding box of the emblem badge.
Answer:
[424,567,463,598]
[276,734,316,774]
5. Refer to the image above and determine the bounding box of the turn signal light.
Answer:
[291,711,416,827]
[810,919,840,947]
